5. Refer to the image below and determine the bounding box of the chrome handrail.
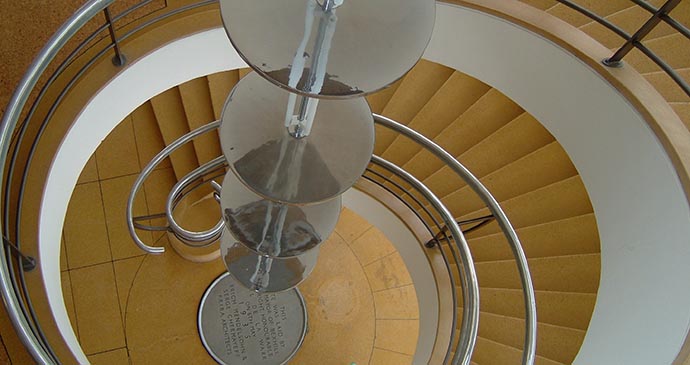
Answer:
[553,0,690,98]
[371,155,480,365]
[374,114,538,365]
[0,0,542,363]
[0,1,116,362]
[127,120,222,253]
[165,156,226,246]
[126,115,536,364]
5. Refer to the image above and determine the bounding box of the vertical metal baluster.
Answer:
[603,0,682,67]
[104,6,127,66]
[2,237,35,272]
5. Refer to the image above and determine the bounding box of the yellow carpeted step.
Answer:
[130,102,172,170]
[472,336,565,365]
[578,0,673,49]
[475,253,600,293]
[441,141,578,217]
[374,59,455,155]
[380,71,491,167]
[178,76,222,165]
[421,112,556,199]
[149,88,200,180]
[642,68,690,103]
[366,78,403,114]
[400,88,524,182]
[207,70,240,120]
[469,213,599,262]
[618,33,690,74]
[472,311,585,364]
[545,0,634,28]
[458,175,593,238]
[478,288,596,331]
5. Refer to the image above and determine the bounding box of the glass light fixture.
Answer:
[219,72,374,205]
[221,169,340,258]
[219,0,436,98]
[221,227,319,293]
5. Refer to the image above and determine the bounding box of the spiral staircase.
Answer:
[0,0,688,364]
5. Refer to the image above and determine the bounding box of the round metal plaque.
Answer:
[219,72,374,204]
[198,272,308,365]
[219,0,436,98]
[221,169,341,258]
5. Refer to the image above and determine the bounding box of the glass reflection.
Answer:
[221,170,340,257]
[221,228,319,293]
[219,0,436,98]
[220,72,374,204]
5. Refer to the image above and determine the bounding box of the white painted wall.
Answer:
[38,3,690,365]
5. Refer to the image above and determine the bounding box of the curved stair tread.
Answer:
[457,175,593,238]
[474,253,601,293]
[477,288,597,331]
[473,336,565,365]
[178,76,222,165]
[468,213,599,262]
[440,141,579,216]
[375,59,455,155]
[455,310,586,364]
[617,33,690,74]
[207,69,240,120]
[420,112,557,199]
[400,88,524,181]
[131,102,172,170]
[642,68,690,103]
[545,0,633,28]
[380,71,492,166]
[366,77,403,114]
[476,311,585,364]
[150,89,200,179]
[578,3,677,49]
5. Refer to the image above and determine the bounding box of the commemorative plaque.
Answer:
[198,272,308,364]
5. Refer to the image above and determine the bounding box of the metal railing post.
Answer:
[2,237,36,272]
[603,0,682,67]
[103,6,127,66]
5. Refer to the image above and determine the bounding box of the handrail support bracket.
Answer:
[2,237,36,272]
[104,7,127,67]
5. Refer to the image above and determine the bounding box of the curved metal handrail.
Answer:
[0,1,116,362]
[0,1,538,363]
[165,156,226,246]
[553,0,690,98]
[371,155,480,365]
[127,120,221,253]
[374,114,538,365]
[125,115,536,364]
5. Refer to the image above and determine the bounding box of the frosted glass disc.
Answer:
[221,170,340,258]
[220,72,374,204]
[219,0,435,98]
[221,228,319,293]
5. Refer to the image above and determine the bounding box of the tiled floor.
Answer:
[59,117,420,364]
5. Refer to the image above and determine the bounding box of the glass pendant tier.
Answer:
[221,169,340,258]
[221,227,319,293]
[219,0,436,98]
[220,72,374,204]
